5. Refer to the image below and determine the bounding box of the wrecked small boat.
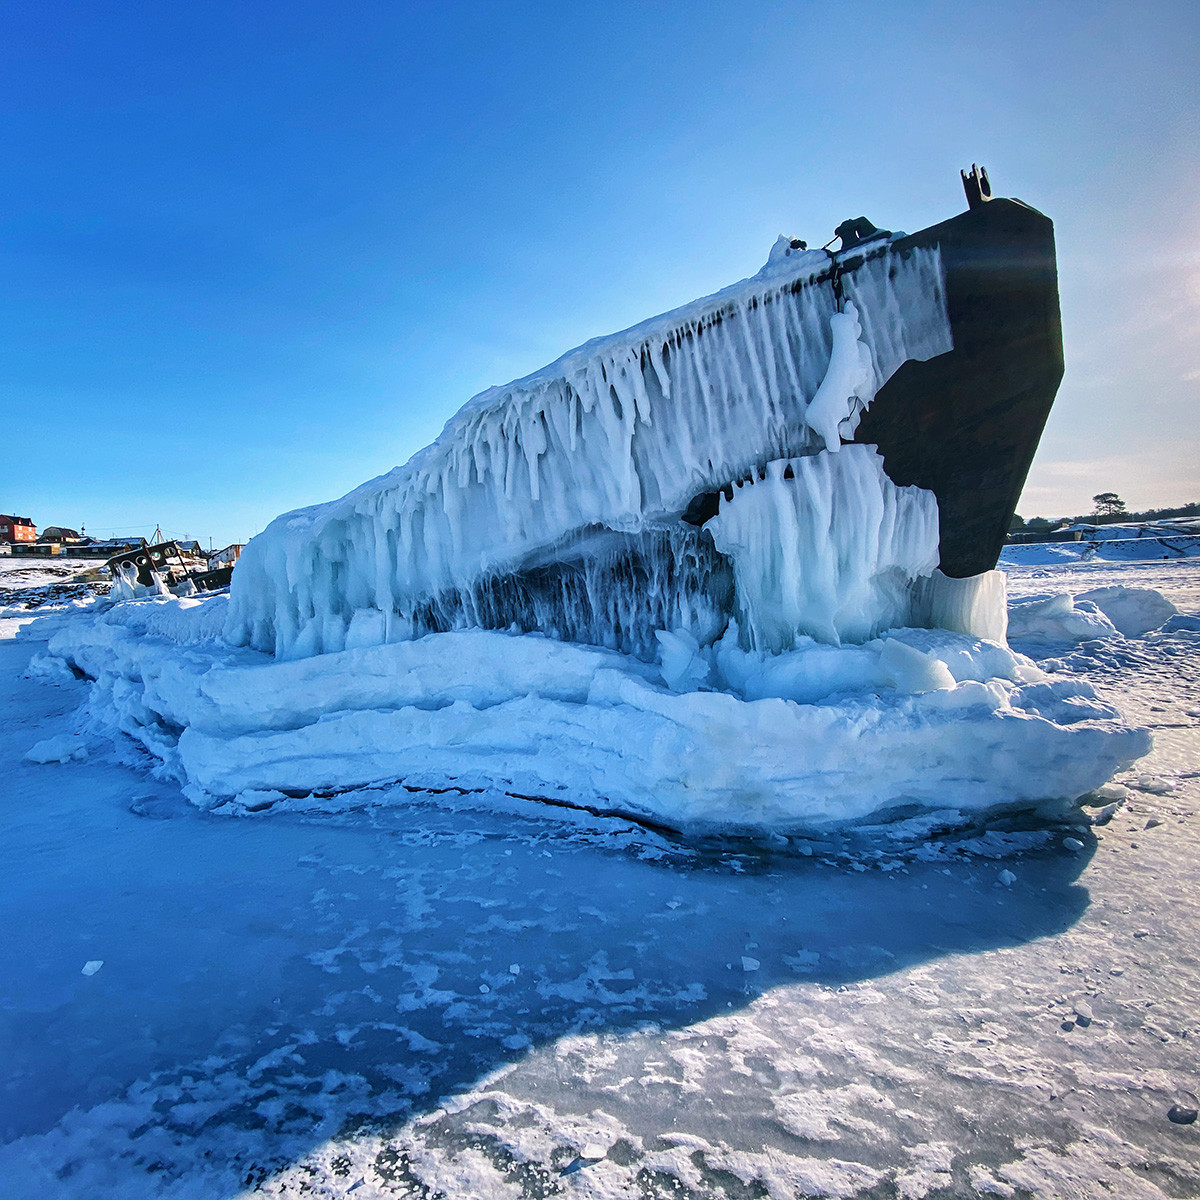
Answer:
[106,540,243,598]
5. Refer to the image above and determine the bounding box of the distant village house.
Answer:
[0,515,37,544]
[38,526,83,544]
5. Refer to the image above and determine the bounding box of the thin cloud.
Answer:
[1019,444,1200,515]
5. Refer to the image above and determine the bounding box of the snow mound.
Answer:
[1007,594,1120,646]
[24,734,88,764]
[1074,586,1178,637]
[44,596,1149,833]
[1161,614,1200,633]
[25,651,78,686]
[1008,587,1179,645]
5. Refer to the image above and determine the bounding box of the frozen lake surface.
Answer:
[1,558,1198,1198]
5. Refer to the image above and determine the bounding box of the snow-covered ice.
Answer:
[0,557,108,615]
[1001,535,1200,569]
[36,585,1147,831]
[1,556,1198,1197]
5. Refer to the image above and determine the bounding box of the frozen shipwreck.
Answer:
[52,172,1148,828]
[227,168,1063,662]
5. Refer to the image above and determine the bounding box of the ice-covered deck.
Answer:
[226,240,951,660]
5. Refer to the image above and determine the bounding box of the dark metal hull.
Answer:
[856,197,1064,577]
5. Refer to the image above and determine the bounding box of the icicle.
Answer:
[707,445,940,650]
[804,302,876,452]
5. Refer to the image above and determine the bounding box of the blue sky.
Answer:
[3,0,1198,547]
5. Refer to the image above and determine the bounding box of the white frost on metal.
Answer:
[226,241,950,660]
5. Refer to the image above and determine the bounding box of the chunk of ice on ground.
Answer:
[1075,586,1178,636]
[878,638,955,694]
[1134,775,1177,795]
[655,628,710,692]
[24,735,88,764]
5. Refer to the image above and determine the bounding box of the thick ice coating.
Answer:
[707,445,940,649]
[44,595,1149,832]
[25,221,1154,837]
[225,242,951,660]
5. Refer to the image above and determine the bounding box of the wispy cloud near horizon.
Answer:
[1019,441,1200,516]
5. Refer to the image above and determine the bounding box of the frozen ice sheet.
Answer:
[2,557,1197,1199]
[45,590,1147,832]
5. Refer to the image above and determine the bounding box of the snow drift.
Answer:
[1007,587,1180,646]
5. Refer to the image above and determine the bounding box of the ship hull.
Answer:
[856,198,1063,578]
[410,198,1064,653]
